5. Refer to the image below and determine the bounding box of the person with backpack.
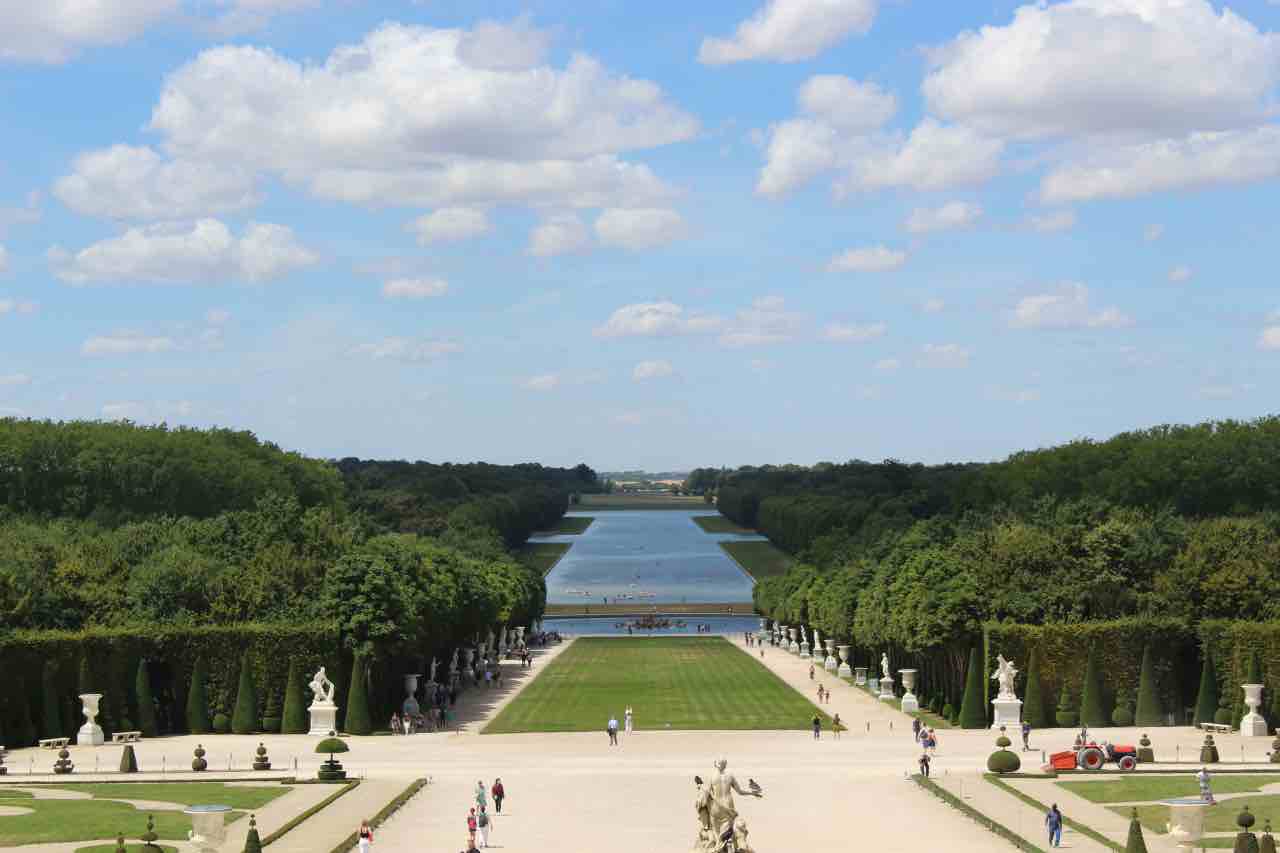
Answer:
[491,778,505,813]
[476,805,491,848]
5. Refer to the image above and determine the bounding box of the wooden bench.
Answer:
[1199,722,1232,734]
[111,731,142,743]
[39,737,70,749]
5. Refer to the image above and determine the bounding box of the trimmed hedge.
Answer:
[232,653,259,735]
[282,661,308,735]
[1134,645,1163,727]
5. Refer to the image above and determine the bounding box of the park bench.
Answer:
[111,731,142,743]
[1199,722,1232,734]
[39,737,70,749]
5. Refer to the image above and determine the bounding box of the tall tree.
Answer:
[135,659,159,738]
[344,652,373,736]
[1023,647,1050,729]
[282,660,308,735]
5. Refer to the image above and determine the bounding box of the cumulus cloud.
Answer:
[349,337,461,362]
[837,119,1004,195]
[50,219,316,285]
[1259,327,1280,350]
[0,0,179,63]
[1009,283,1133,330]
[594,302,722,338]
[0,297,38,316]
[826,246,907,273]
[594,208,686,250]
[81,331,177,356]
[822,321,886,343]
[528,214,591,257]
[382,278,449,299]
[698,0,878,64]
[904,201,982,234]
[521,373,560,391]
[406,208,491,245]
[0,372,31,386]
[1168,265,1194,283]
[718,295,803,348]
[1025,210,1077,233]
[632,359,674,381]
[917,343,971,369]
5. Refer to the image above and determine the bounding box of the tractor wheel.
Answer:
[1079,747,1105,770]
[1118,755,1137,771]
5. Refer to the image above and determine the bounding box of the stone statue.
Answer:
[813,629,822,650]
[449,649,459,674]
[693,776,713,846]
[799,626,807,645]
[429,657,438,684]
[881,652,890,680]
[309,667,336,704]
[694,759,761,852]
[992,655,1018,700]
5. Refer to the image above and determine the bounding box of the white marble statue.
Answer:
[694,759,761,853]
[307,667,339,735]
[992,655,1018,700]
[309,667,336,704]
[429,657,439,684]
[813,629,822,651]
[800,626,807,645]
[449,649,459,674]
[880,652,890,680]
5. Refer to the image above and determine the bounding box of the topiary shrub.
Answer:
[1201,734,1220,763]
[1112,689,1134,726]
[282,660,308,734]
[987,731,1022,773]
[187,657,211,734]
[119,744,138,773]
[941,703,955,721]
[959,647,986,729]
[1024,647,1050,729]
[1194,653,1220,728]
[192,744,208,772]
[40,659,64,740]
[344,652,372,736]
[1134,645,1164,727]
[315,735,349,781]
[1137,733,1155,763]
[1080,643,1107,727]
[231,652,259,735]
[262,716,281,733]
[212,713,230,734]
[135,659,159,738]
[1125,807,1149,853]
[1215,707,1234,725]
[1057,684,1079,727]
[243,814,263,853]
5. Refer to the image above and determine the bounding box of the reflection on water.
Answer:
[543,615,762,636]
[536,510,764,605]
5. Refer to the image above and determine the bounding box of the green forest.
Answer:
[691,417,1280,723]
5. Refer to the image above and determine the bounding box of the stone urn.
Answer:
[899,669,920,713]
[1163,798,1210,853]
[837,646,852,678]
[403,674,422,716]
[1242,684,1268,736]
[76,693,104,746]
[184,805,231,853]
[788,627,800,654]
[824,640,837,673]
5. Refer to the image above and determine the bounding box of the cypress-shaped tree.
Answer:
[243,814,263,853]
[1024,647,1050,729]
[231,653,259,735]
[1080,643,1107,727]
[186,657,212,734]
[135,659,159,737]
[282,660,308,734]
[959,647,987,729]
[344,652,373,736]
[1124,808,1149,853]
[1135,645,1164,727]
[1194,652,1220,728]
[41,659,64,739]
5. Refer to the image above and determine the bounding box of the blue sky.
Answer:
[2,0,1279,470]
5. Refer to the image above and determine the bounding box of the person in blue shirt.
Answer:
[1045,803,1063,847]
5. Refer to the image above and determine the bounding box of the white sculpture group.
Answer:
[990,654,1023,730]
[308,667,339,736]
[693,759,762,853]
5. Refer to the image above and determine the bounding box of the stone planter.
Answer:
[76,693,104,746]
[1164,798,1210,852]
[854,666,867,685]
[837,646,851,678]
[184,805,231,853]
[899,669,919,713]
[1241,684,1268,736]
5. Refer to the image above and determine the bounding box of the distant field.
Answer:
[519,542,572,576]
[691,515,753,534]
[720,540,794,580]
[544,602,753,617]
[484,636,829,733]
[542,516,594,534]
[575,494,708,510]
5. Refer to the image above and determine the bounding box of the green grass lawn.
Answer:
[518,542,572,576]
[542,516,594,534]
[1118,793,1280,835]
[77,845,178,852]
[719,540,794,580]
[0,789,33,798]
[62,782,284,809]
[575,494,708,510]
[484,637,830,733]
[1061,774,1280,804]
[691,515,753,534]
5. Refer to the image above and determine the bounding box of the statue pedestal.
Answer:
[991,697,1022,731]
[867,676,879,694]
[1242,684,1268,736]
[77,722,104,746]
[878,677,895,701]
[900,693,919,713]
[799,641,810,657]
[308,701,338,736]
[854,666,867,685]
[824,654,838,673]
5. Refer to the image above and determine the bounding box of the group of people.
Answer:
[810,712,843,739]
[464,778,506,849]
[606,706,635,744]
[390,707,453,735]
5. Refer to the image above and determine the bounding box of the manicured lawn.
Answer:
[518,542,571,576]
[542,516,594,534]
[1118,793,1280,835]
[691,515,753,534]
[484,637,830,733]
[0,789,33,798]
[1061,774,1280,804]
[575,494,708,510]
[720,540,794,580]
[77,845,178,852]
[63,782,285,809]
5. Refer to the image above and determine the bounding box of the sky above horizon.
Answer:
[2,0,1279,470]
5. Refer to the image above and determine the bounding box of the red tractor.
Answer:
[1050,740,1139,771]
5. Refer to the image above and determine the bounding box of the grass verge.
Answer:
[518,542,571,576]
[325,778,428,853]
[1059,773,1280,804]
[912,774,1047,852]
[987,774,1123,851]
[691,515,753,534]
[261,780,359,847]
[542,516,594,534]
[719,541,793,580]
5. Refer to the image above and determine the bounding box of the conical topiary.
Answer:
[1057,683,1079,727]
[119,744,138,773]
[282,660,308,734]
[114,831,127,853]
[959,647,986,729]
[40,659,63,739]
[186,657,211,734]
[243,814,263,853]
[1135,645,1164,727]
[261,678,281,734]
[1194,652,1220,728]
[1125,807,1149,853]
[232,653,259,735]
[1080,643,1107,728]
[135,659,158,738]
[1112,688,1135,726]
[1236,805,1259,853]
[344,652,373,736]
[1024,647,1050,729]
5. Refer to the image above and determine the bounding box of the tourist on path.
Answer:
[390,713,401,736]
[811,714,821,740]
[1021,720,1031,751]
[809,663,815,680]
[357,819,373,852]
[476,805,491,848]
[462,836,480,853]
[607,715,620,745]
[832,713,842,739]
[491,778,505,813]
[912,718,922,741]
[1045,804,1063,847]
[625,706,634,734]
[466,808,478,844]
[816,684,825,703]
[475,780,487,810]
[918,752,930,777]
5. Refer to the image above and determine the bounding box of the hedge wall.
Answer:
[1197,620,1280,726]
[985,618,1196,726]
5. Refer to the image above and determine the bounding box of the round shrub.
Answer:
[996,734,1012,748]
[1057,709,1079,727]
[987,749,1021,773]
[1214,708,1233,725]
[1112,705,1134,726]
[942,703,955,720]
[212,713,230,734]
[262,716,281,733]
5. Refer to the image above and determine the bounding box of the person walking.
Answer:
[832,713,843,740]
[491,778,505,814]
[811,713,821,740]
[918,752,931,777]
[466,808,478,845]
[357,819,374,853]
[476,805,491,848]
[624,706,634,734]
[462,836,480,853]
[607,714,620,745]
[809,663,815,680]
[912,718,922,741]
[474,780,487,811]
[1021,720,1032,752]
[1045,804,1063,848]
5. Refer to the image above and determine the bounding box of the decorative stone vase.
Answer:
[76,693,105,746]
[899,669,920,713]
[824,640,838,673]
[836,645,851,678]
[1163,798,1210,853]
[1138,733,1155,764]
[788,628,799,654]
[1242,684,1268,736]
[184,805,231,853]
[403,674,422,717]
[252,742,271,771]
[799,637,810,657]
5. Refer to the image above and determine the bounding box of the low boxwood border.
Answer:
[261,780,359,847]
[986,774,1122,852]
[912,774,1046,853]
[326,777,428,853]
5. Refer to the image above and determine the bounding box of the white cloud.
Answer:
[796,75,898,132]
[0,372,30,386]
[206,0,322,37]
[456,17,551,70]
[406,208,491,245]
[874,358,900,371]
[838,119,1004,194]
[920,298,945,314]
[904,201,982,234]
[1144,224,1165,242]
[917,343,970,369]
[1168,265,1194,283]
[826,246,907,273]
[0,0,179,63]
[350,338,461,362]
[82,332,177,356]
[1025,210,1077,234]
[1259,327,1280,351]
[382,278,449,299]
[594,302,722,338]
[822,321,886,343]
[521,373,560,391]
[0,192,42,235]
[632,359,674,381]
[1198,383,1253,400]
[50,219,316,285]
[698,0,878,64]
[0,298,38,316]
[594,208,687,250]
[718,295,802,348]
[1009,283,1133,330]
[54,145,259,221]
[528,214,591,257]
